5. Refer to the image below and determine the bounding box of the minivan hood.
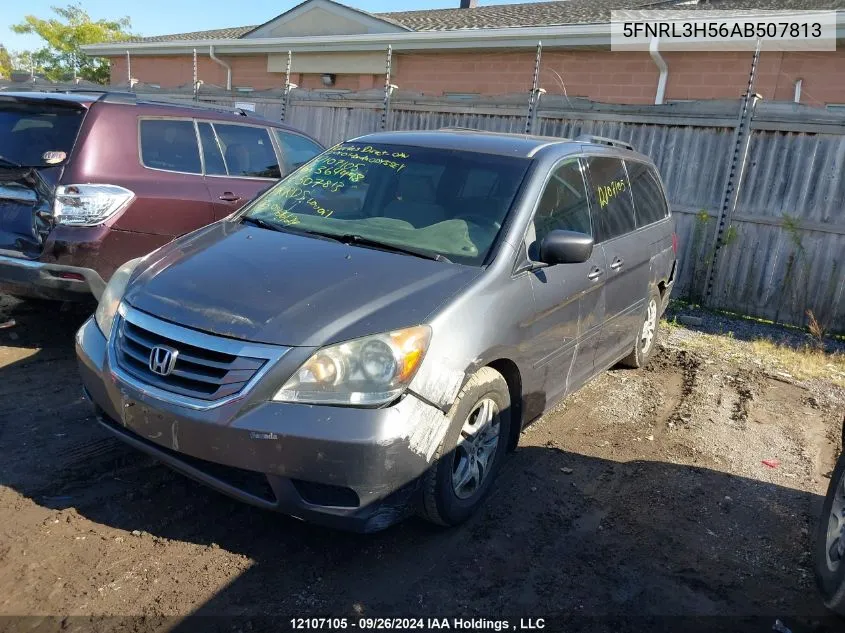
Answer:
[125,221,482,347]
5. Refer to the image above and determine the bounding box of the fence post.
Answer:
[525,41,543,134]
[281,50,293,122]
[381,45,394,131]
[703,41,762,307]
[192,48,199,101]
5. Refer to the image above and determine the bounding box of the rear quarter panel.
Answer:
[62,103,213,237]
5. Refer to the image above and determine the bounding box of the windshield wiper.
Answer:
[241,218,451,262]
[240,216,349,243]
[0,154,23,169]
[241,216,283,232]
[334,234,452,263]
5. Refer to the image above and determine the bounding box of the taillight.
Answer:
[54,184,134,226]
[672,232,678,255]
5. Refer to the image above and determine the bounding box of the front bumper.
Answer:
[75,316,446,532]
[0,254,105,301]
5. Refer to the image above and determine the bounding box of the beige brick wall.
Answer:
[109,48,845,106]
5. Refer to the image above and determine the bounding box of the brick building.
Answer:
[82,0,845,107]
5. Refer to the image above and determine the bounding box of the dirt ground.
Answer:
[1,295,844,632]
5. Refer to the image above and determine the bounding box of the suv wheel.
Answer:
[814,449,845,614]
[419,366,511,527]
[620,287,661,368]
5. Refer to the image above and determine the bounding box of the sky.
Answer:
[1,0,547,53]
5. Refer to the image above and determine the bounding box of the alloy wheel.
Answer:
[452,398,500,500]
[641,298,658,354]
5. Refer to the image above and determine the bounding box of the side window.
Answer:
[213,124,280,179]
[274,131,322,175]
[585,156,636,241]
[197,122,227,176]
[139,119,201,174]
[626,160,669,227]
[530,159,592,257]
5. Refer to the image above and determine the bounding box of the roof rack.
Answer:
[440,126,481,132]
[575,134,634,151]
[50,89,264,118]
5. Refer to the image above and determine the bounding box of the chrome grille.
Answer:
[112,304,287,406]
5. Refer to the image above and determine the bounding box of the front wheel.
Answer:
[814,449,845,614]
[418,366,511,527]
[619,287,661,369]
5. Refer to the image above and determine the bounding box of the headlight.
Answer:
[54,184,134,226]
[95,258,141,339]
[274,325,432,406]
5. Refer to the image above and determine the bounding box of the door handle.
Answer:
[218,192,242,202]
[587,267,603,280]
[610,257,624,270]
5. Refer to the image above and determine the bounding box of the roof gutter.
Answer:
[82,23,613,55]
[209,45,232,90]
[649,37,668,106]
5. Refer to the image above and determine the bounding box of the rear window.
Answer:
[274,130,322,174]
[139,119,201,174]
[244,142,531,266]
[626,160,669,227]
[213,124,280,179]
[585,156,636,242]
[0,102,85,167]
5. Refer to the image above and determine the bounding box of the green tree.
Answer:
[11,3,132,84]
[0,46,11,78]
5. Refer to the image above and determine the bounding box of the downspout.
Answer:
[649,37,668,105]
[209,45,232,91]
[793,78,802,103]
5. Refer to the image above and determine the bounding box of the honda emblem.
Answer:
[149,345,179,376]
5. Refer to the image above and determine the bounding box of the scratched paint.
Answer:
[383,396,450,463]
[408,358,465,411]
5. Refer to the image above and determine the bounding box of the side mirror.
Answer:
[539,230,594,265]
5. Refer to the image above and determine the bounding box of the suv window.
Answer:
[531,158,592,253]
[585,156,636,242]
[213,124,280,179]
[139,119,201,174]
[626,160,669,227]
[274,131,322,174]
[197,122,227,176]
[0,102,84,167]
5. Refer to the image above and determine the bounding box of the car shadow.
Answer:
[0,298,841,632]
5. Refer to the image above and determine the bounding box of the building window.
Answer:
[445,92,480,101]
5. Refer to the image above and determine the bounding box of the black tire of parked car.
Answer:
[419,366,512,526]
[619,286,662,369]
[814,449,845,614]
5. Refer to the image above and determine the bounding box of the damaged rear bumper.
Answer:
[0,254,105,301]
[75,316,449,532]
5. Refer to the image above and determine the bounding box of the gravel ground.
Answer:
[1,295,844,633]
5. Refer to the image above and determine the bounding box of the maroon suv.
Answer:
[0,91,322,300]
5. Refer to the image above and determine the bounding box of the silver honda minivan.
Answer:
[76,130,677,532]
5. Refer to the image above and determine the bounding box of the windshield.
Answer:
[242,142,531,265]
[0,102,85,167]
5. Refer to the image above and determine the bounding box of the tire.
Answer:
[619,287,661,369]
[814,449,845,615]
[418,366,512,527]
